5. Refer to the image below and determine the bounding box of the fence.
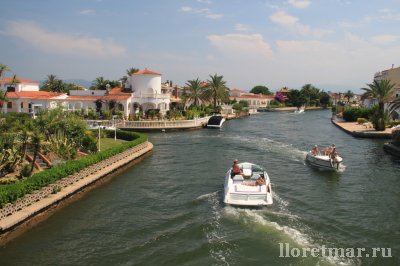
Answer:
[85,116,210,129]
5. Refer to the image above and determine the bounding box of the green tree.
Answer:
[250,85,272,95]
[185,78,207,106]
[204,74,230,111]
[287,89,307,108]
[344,90,354,103]
[300,84,320,106]
[388,96,400,117]
[319,91,331,107]
[0,64,10,77]
[361,79,396,131]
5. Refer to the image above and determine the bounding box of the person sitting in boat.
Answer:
[311,145,320,155]
[331,144,336,154]
[231,159,243,177]
[255,175,266,186]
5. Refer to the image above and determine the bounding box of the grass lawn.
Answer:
[99,138,124,151]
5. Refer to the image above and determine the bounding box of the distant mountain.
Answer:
[63,79,92,89]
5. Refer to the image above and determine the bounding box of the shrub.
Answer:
[357,118,368,124]
[0,131,147,207]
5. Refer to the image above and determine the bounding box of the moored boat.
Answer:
[207,115,226,128]
[224,162,273,206]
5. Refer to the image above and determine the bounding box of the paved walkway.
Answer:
[331,119,392,138]
[0,141,153,233]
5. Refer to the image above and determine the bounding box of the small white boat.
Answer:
[207,115,226,128]
[224,162,273,206]
[306,152,343,170]
[294,106,305,114]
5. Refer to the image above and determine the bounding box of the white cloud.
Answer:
[270,11,332,37]
[197,0,212,4]
[288,0,311,9]
[235,23,250,32]
[4,21,126,58]
[179,6,223,19]
[78,9,95,15]
[207,33,273,59]
[370,34,399,45]
[378,8,400,21]
[180,6,193,12]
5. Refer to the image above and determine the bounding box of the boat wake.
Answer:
[229,135,308,163]
[202,191,234,266]
[223,194,358,266]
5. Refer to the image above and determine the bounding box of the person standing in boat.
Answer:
[231,159,243,177]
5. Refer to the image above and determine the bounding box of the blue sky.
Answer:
[1,0,400,92]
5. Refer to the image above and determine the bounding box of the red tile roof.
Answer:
[0,77,39,84]
[133,69,161,76]
[230,94,274,99]
[7,91,63,100]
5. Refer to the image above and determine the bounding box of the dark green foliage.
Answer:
[250,85,272,95]
[342,107,373,122]
[0,131,147,207]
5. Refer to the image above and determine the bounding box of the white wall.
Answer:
[69,90,106,96]
[130,75,162,94]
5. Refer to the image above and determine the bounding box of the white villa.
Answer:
[0,68,172,118]
[125,69,170,114]
[229,88,274,108]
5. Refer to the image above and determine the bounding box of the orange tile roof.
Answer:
[278,88,289,93]
[133,69,161,76]
[7,91,63,100]
[230,94,274,99]
[0,77,39,84]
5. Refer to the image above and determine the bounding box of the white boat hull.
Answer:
[223,162,273,206]
[306,153,343,170]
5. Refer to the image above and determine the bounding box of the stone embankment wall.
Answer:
[0,141,153,235]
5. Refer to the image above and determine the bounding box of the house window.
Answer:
[7,102,12,109]
[7,86,15,92]
[20,102,23,109]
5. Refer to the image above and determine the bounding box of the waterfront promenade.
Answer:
[0,141,153,244]
[331,119,392,138]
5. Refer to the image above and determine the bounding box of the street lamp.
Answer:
[97,121,102,151]
[112,115,117,141]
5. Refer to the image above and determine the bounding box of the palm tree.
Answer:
[344,90,354,103]
[30,130,43,173]
[41,74,65,92]
[126,67,139,76]
[361,79,396,131]
[0,90,8,112]
[0,64,10,78]
[388,95,400,117]
[10,74,20,89]
[185,78,206,106]
[91,77,108,90]
[204,74,230,111]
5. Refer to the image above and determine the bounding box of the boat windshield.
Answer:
[251,164,264,172]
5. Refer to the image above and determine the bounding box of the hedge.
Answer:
[343,107,373,122]
[0,130,147,208]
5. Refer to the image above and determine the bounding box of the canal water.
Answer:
[0,110,399,266]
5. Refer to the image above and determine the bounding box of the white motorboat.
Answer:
[224,162,273,206]
[306,152,343,170]
[207,115,226,128]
